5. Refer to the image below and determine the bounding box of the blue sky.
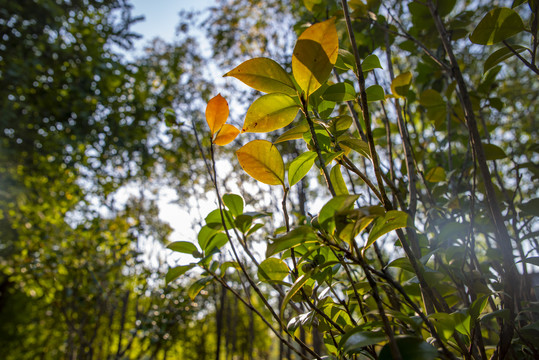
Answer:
[130,0,215,46]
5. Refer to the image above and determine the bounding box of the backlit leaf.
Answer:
[281,274,310,321]
[292,18,339,96]
[236,140,285,185]
[224,57,296,96]
[166,264,195,285]
[242,93,299,133]
[289,151,317,186]
[361,54,383,72]
[322,82,356,102]
[213,124,240,145]
[330,164,349,195]
[266,226,319,257]
[258,258,290,282]
[484,45,527,72]
[470,8,525,45]
[206,94,229,136]
[167,241,198,255]
[222,193,244,216]
[338,137,371,159]
[367,210,409,249]
[274,121,309,143]
[366,85,385,102]
[391,72,412,98]
[425,166,446,183]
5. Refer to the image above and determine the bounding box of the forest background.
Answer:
[1,0,538,359]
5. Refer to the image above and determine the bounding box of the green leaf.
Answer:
[167,241,198,255]
[361,54,383,72]
[367,210,409,249]
[419,89,446,123]
[482,143,507,160]
[222,193,244,217]
[281,274,310,321]
[322,82,356,102]
[166,264,195,285]
[289,151,317,186]
[366,84,385,102]
[520,198,539,217]
[428,313,456,340]
[242,93,299,133]
[258,258,290,282]
[319,195,359,232]
[236,140,285,186]
[205,208,234,230]
[484,45,527,72]
[391,71,412,98]
[379,336,438,360]
[266,226,319,257]
[292,18,338,95]
[330,165,349,195]
[188,277,212,300]
[235,214,253,233]
[274,121,309,143]
[198,225,229,252]
[224,57,296,96]
[470,8,525,45]
[425,166,446,183]
[340,329,386,354]
[338,137,371,159]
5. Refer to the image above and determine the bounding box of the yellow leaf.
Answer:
[224,57,296,96]
[236,140,285,186]
[213,124,240,146]
[242,93,299,133]
[206,94,229,136]
[390,72,413,99]
[292,18,338,96]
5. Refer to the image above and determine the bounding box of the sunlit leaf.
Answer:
[281,274,310,321]
[470,8,525,45]
[224,57,296,96]
[292,18,338,96]
[338,137,371,159]
[258,258,290,282]
[222,193,244,216]
[166,264,195,285]
[242,93,299,133]
[425,166,446,183]
[206,94,229,136]
[167,241,198,255]
[366,210,409,249]
[236,140,285,185]
[213,124,239,145]
[274,121,309,143]
[330,164,349,195]
[319,195,359,233]
[289,151,317,186]
[188,277,212,300]
[266,226,319,257]
[391,71,412,98]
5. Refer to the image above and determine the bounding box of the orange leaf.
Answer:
[213,124,240,146]
[206,94,229,136]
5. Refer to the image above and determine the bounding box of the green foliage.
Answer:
[167,0,539,359]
